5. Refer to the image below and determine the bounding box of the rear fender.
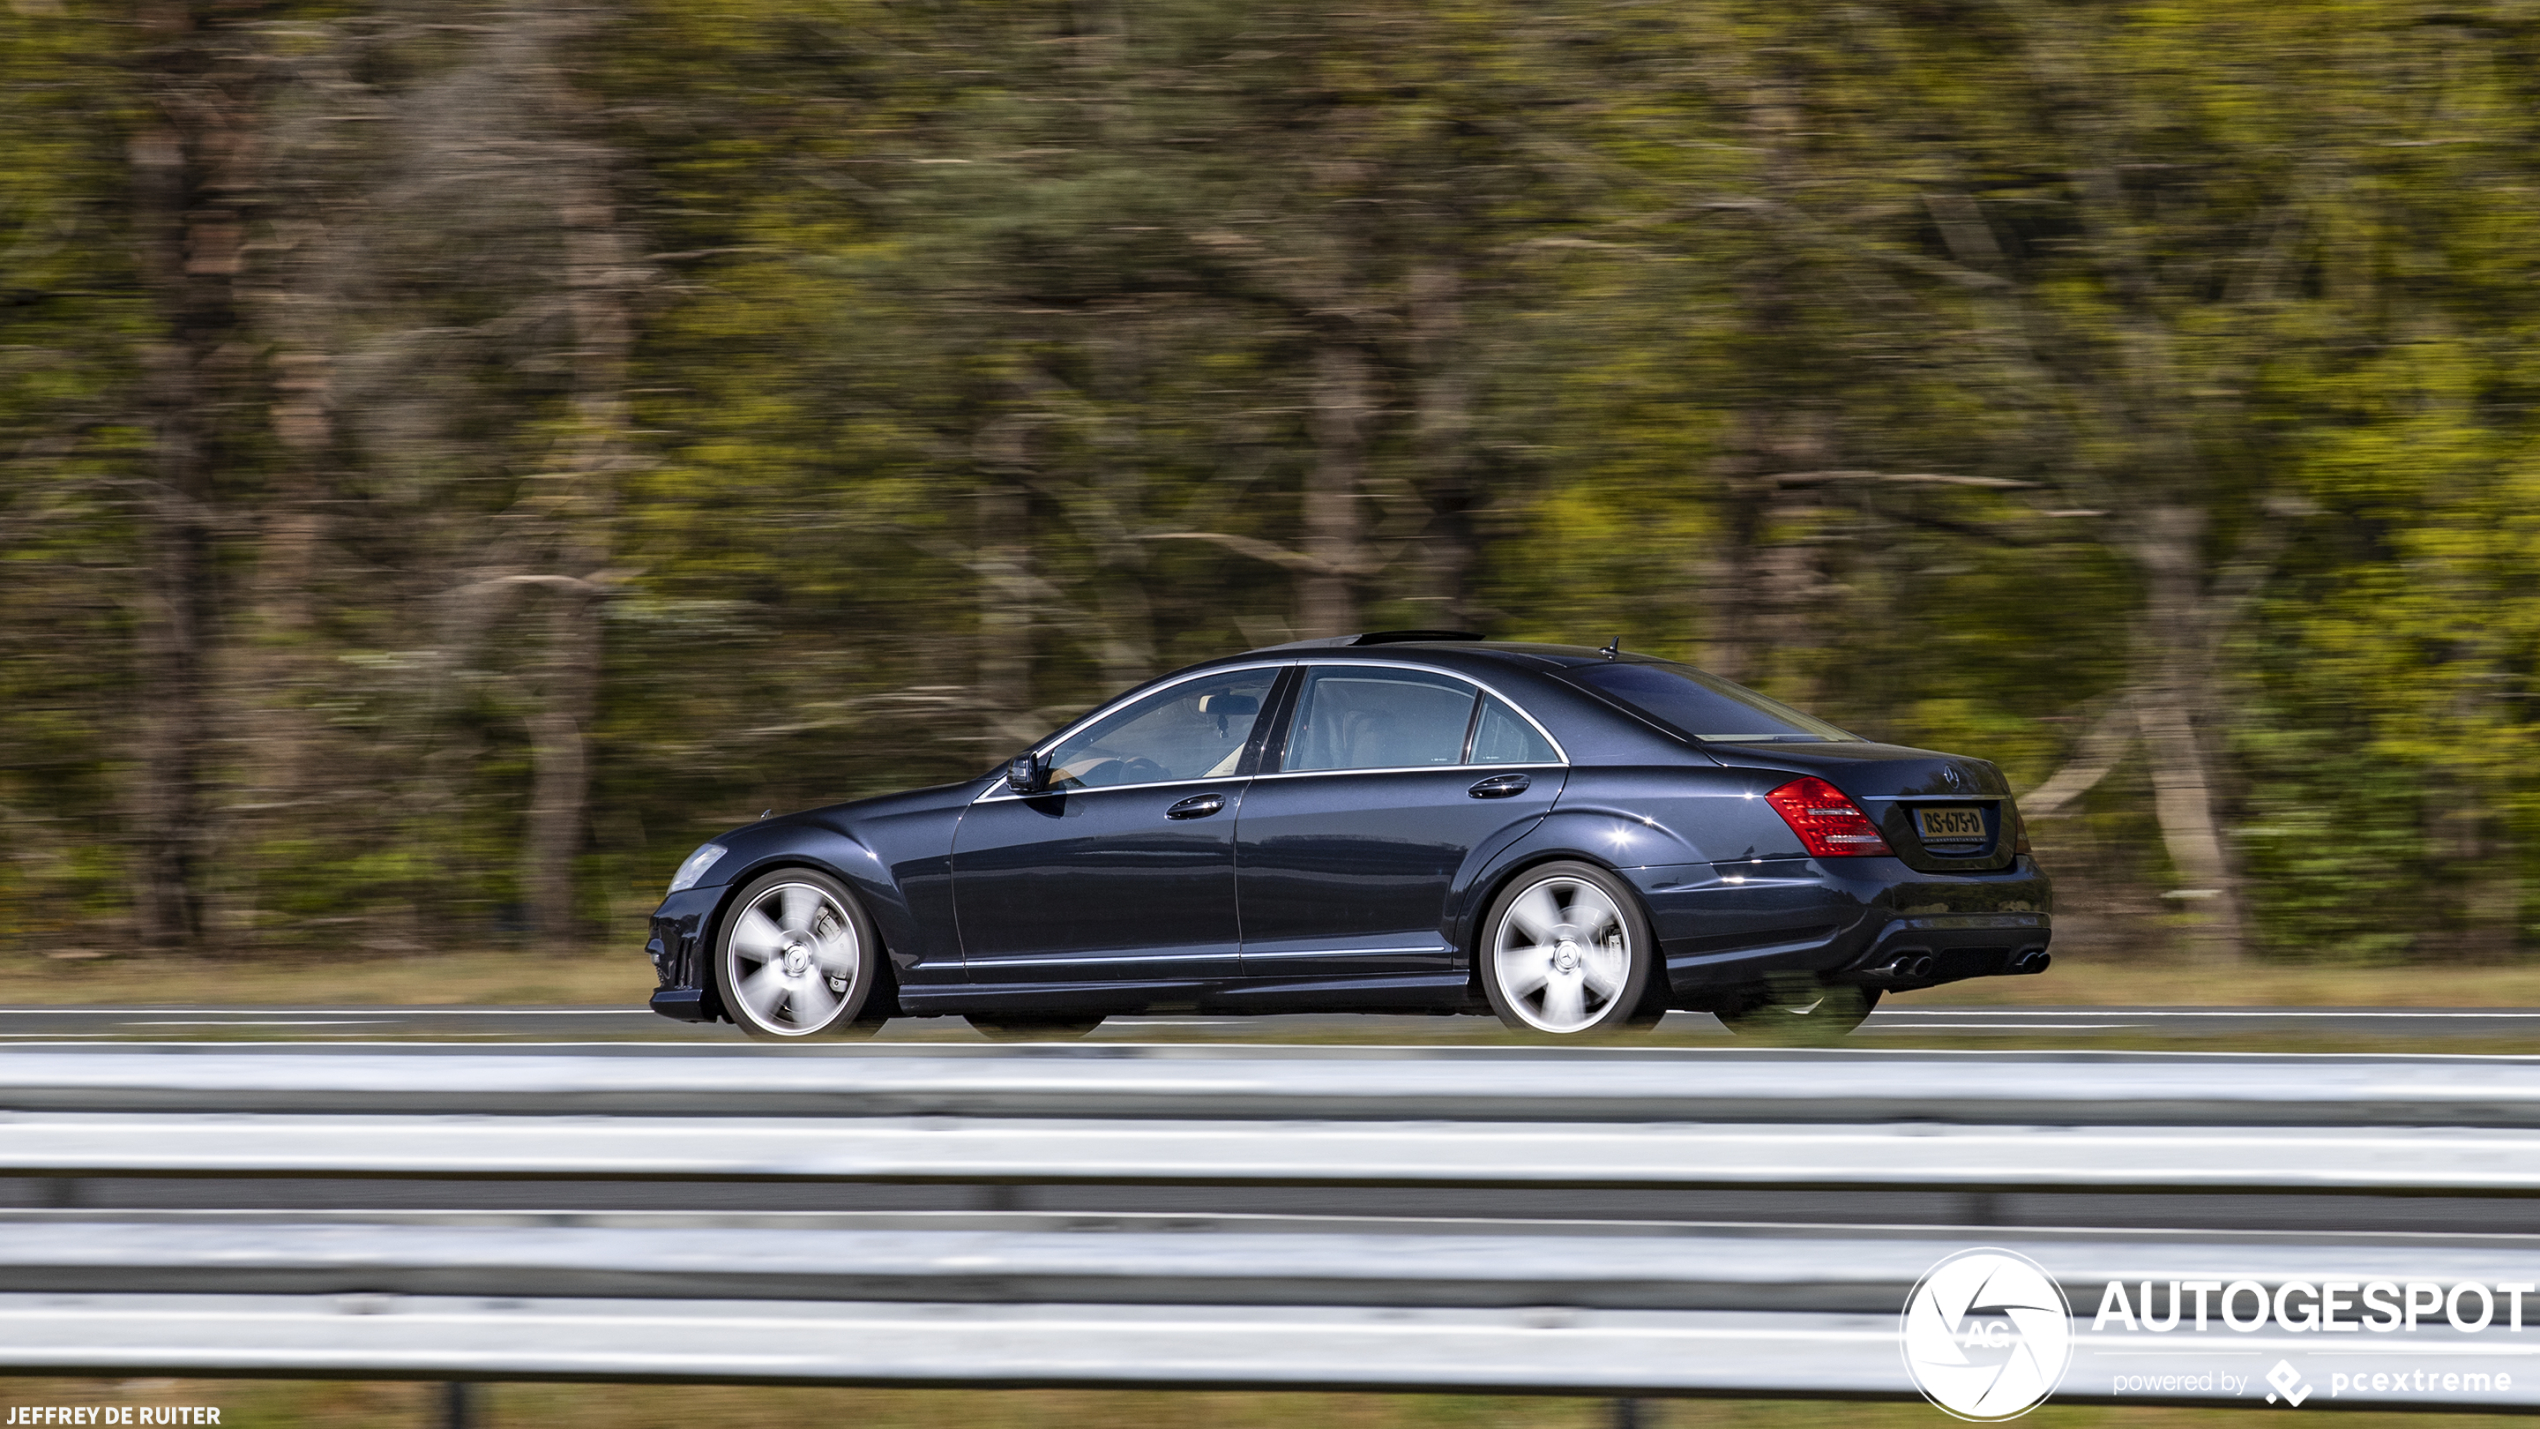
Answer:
[1444,765,1819,975]
[1544,766,1809,866]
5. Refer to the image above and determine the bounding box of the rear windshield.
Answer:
[1565,661,1858,744]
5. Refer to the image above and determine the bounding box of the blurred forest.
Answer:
[5,0,2539,966]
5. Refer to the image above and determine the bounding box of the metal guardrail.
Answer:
[2,1214,2537,1312]
[3,1112,2539,1192]
[5,1215,2540,1407]
[7,1044,2540,1409]
[5,1042,2540,1124]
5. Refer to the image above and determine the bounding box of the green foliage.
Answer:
[7,0,2540,962]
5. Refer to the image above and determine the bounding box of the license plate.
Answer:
[1914,806,1987,843]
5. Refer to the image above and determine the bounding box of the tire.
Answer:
[1715,978,1880,1042]
[1479,861,1656,1035]
[966,1016,1104,1042]
[713,868,886,1039]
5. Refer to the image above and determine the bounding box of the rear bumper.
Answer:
[1623,855,2052,1007]
[644,886,728,1023]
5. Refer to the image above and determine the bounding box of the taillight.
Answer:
[1764,777,1893,858]
[2010,801,2032,855]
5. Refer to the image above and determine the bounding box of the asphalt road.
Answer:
[0,1003,2535,1042]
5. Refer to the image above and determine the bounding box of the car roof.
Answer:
[1238,632,1617,669]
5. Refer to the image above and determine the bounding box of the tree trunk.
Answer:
[522,580,603,945]
[1702,69,1809,683]
[975,473,1034,746]
[2133,505,2245,961]
[1409,261,1474,627]
[1698,465,1766,683]
[1298,340,1370,639]
[129,2,253,949]
[518,16,632,947]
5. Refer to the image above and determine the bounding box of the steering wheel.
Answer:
[1118,757,1170,784]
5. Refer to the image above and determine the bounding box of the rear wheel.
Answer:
[1480,861,1656,1035]
[1714,978,1880,1042]
[714,869,885,1039]
[966,1016,1104,1042]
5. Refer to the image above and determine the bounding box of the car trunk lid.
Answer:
[1704,741,2021,874]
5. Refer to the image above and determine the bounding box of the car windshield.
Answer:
[1565,661,1858,743]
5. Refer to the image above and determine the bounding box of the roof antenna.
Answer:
[1599,635,1621,660]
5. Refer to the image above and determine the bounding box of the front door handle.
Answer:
[1468,773,1532,799]
[1165,793,1228,820]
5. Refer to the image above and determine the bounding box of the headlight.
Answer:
[666,843,728,895]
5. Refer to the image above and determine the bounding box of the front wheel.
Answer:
[1480,861,1658,1035]
[714,868,886,1039]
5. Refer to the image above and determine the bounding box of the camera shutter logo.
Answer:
[1902,1248,2074,1421]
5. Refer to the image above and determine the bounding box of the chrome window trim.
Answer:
[970,661,1294,805]
[1253,761,1565,783]
[973,771,1255,804]
[966,654,1570,804]
[1280,659,1570,770]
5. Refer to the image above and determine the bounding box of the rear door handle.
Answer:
[1166,793,1228,819]
[1468,773,1531,799]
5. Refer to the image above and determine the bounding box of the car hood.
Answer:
[787,776,988,833]
[706,777,985,867]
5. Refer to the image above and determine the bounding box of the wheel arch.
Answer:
[1456,848,1653,1000]
[695,855,903,1023]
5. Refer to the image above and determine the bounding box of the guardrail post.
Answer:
[1610,1396,1646,1429]
[441,1380,475,1429]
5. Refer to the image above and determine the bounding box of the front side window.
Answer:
[1044,669,1277,789]
[1566,660,1857,743]
[1283,668,1478,772]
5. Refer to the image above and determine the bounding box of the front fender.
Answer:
[673,806,961,991]
[718,833,926,973]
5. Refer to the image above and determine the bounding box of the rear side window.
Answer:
[1567,661,1857,743]
[1284,668,1477,772]
[1470,694,1558,764]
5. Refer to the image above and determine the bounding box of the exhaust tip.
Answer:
[2009,948,2051,975]
[1905,953,1937,981]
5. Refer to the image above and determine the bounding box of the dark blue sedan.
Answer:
[643,633,2051,1039]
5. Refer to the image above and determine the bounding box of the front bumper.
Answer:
[1625,854,2052,1005]
[645,885,728,1022]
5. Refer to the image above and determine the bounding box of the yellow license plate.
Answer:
[1914,807,1987,842]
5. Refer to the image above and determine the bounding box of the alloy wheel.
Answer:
[723,879,861,1037]
[1490,874,1634,1034]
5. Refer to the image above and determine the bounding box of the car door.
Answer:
[951,665,1285,987]
[1234,664,1566,982]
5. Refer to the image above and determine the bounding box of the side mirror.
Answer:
[1005,752,1045,794]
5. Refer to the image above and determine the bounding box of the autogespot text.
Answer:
[2088,1277,2529,1402]
[2092,1277,2537,1335]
